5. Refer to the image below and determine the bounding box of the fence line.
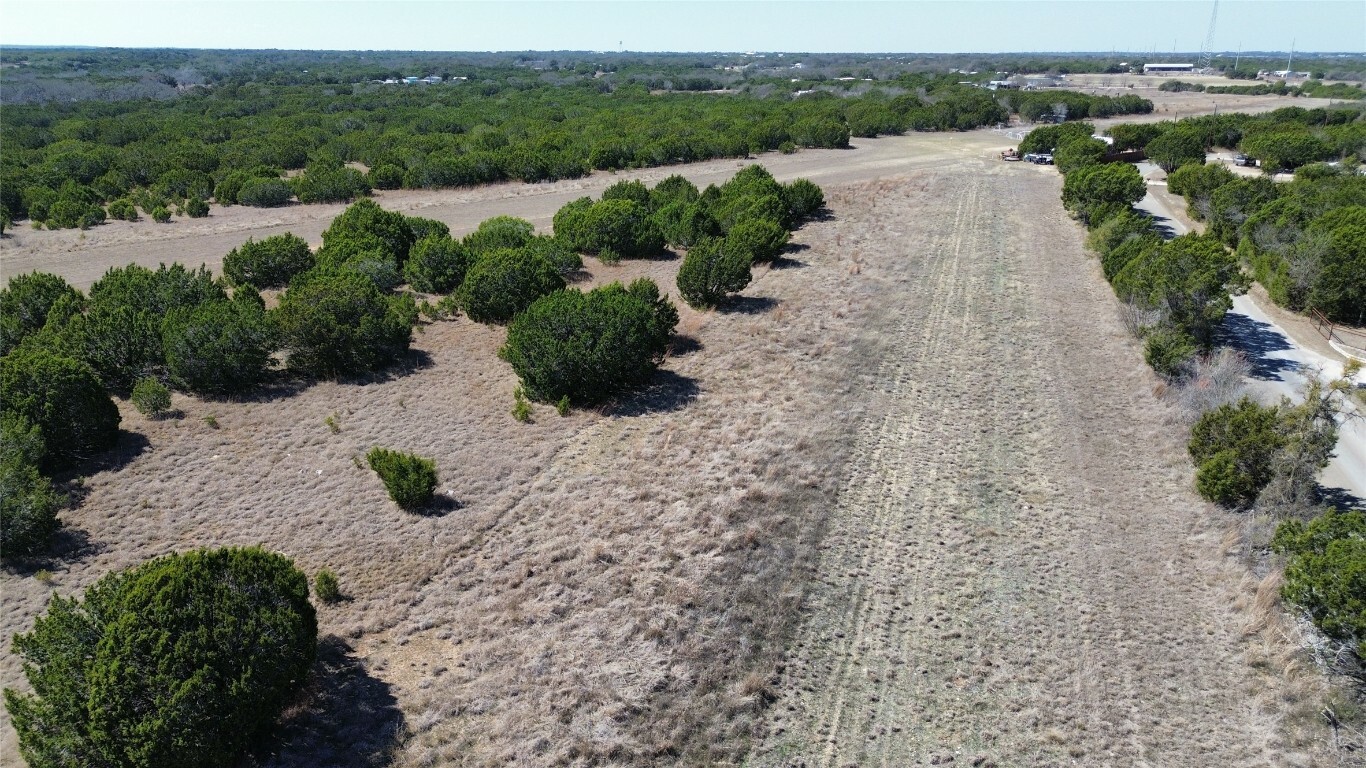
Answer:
[1310,308,1366,362]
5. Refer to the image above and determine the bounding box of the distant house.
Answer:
[422,75,442,84]
[403,76,421,84]
[1143,63,1195,74]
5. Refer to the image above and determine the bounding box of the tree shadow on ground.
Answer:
[606,369,700,417]
[668,334,703,357]
[3,526,102,574]
[718,295,779,315]
[563,268,595,285]
[61,430,151,480]
[769,256,808,270]
[412,493,463,517]
[1140,211,1184,240]
[252,636,406,768]
[1216,312,1299,382]
[1318,484,1365,512]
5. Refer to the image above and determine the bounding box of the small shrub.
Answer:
[463,216,536,257]
[676,237,752,309]
[202,414,219,429]
[782,178,825,223]
[314,568,341,603]
[1143,326,1196,381]
[778,141,798,155]
[512,388,533,423]
[403,235,470,294]
[106,199,138,221]
[130,377,171,417]
[556,395,571,416]
[366,447,438,511]
[150,206,171,223]
[223,233,314,289]
[184,196,210,218]
[725,218,790,263]
[237,177,293,208]
[324,414,340,434]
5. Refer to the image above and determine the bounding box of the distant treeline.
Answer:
[1159,79,1366,100]
[0,79,1152,231]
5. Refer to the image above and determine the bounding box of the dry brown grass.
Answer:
[2,94,1357,766]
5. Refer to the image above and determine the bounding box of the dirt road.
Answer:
[750,164,1324,766]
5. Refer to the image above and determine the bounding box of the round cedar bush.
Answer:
[0,271,83,356]
[457,249,565,325]
[0,456,63,560]
[162,293,278,396]
[150,206,171,223]
[553,199,663,258]
[3,547,317,768]
[725,218,789,263]
[462,216,536,257]
[366,447,438,511]
[314,569,341,603]
[782,178,825,223]
[1,348,120,472]
[321,199,415,265]
[1272,509,1366,659]
[236,177,293,208]
[273,269,416,379]
[675,237,753,309]
[1142,325,1196,381]
[222,233,315,289]
[403,235,471,294]
[499,280,677,405]
[184,196,210,218]
[1188,396,1285,507]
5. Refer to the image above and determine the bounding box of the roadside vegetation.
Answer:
[1033,109,1366,685]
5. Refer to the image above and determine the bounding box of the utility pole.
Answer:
[1199,0,1219,71]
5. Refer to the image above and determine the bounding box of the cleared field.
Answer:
[0,90,1349,766]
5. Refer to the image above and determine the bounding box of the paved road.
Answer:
[1134,189,1366,504]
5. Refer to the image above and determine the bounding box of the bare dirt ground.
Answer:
[1,89,1354,767]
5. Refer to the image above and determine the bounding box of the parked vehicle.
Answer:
[1023,152,1054,165]
[1233,153,1257,167]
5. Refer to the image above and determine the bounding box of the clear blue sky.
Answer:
[2,1,1362,53]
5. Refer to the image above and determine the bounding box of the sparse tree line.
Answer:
[1033,114,1366,677]
[1159,78,1366,100]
